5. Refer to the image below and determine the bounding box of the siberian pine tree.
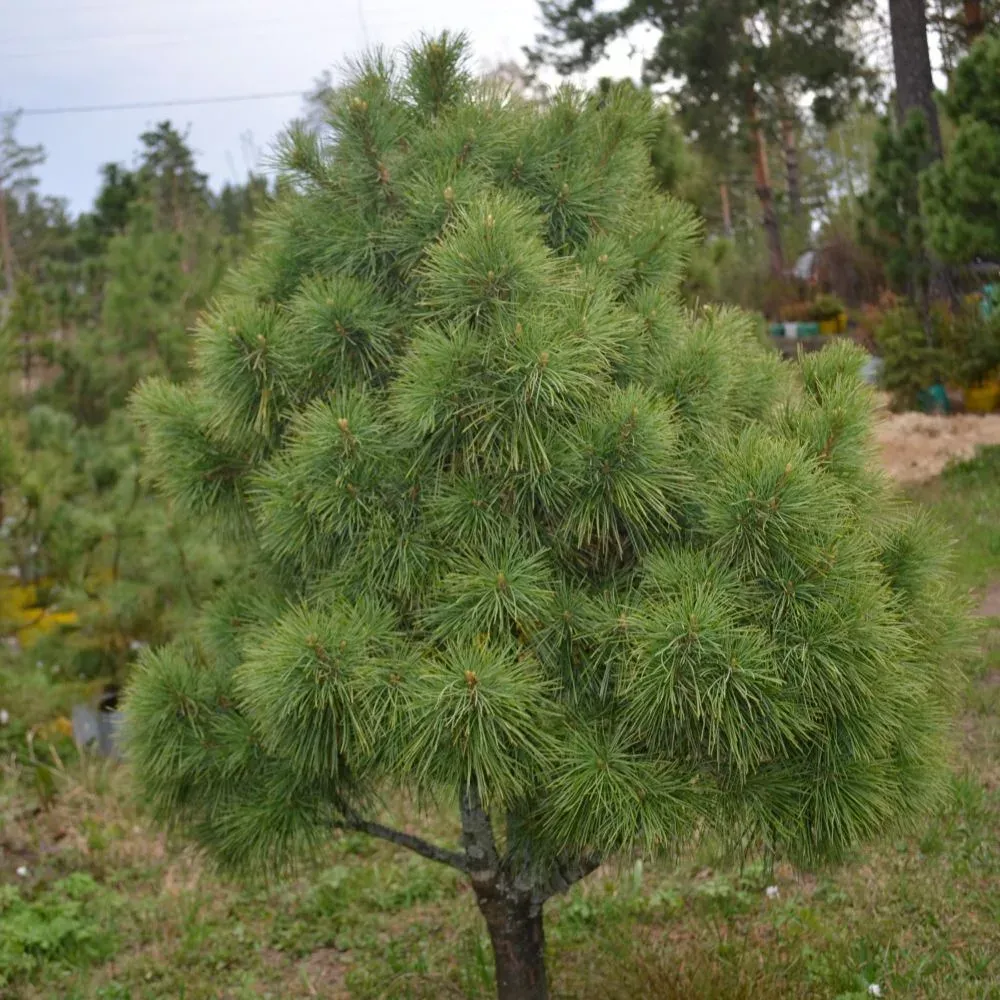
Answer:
[125,34,965,1000]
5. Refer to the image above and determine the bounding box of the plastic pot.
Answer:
[965,382,1000,413]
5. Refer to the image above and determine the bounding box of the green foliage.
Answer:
[531,0,877,283]
[861,112,932,299]
[126,35,965,906]
[876,300,1000,408]
[942,301,1000,386]
[812,293,846,320]
[922,33,1000,263]
[0,874,117,988]
[0,118,262,683]
[0,401,231,679]
[532,1,874,131]
[875,306,948,409]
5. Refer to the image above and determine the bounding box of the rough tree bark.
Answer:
[888,0,954,308]
[888,0,943,156]
[458,787,599,1000]
[747,85,784,278]
[781,114,802,218]
[475,883,548,1000]
[461,788,548,1000]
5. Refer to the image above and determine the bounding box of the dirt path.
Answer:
[875,409,1000,485]
[978,582,1000,618]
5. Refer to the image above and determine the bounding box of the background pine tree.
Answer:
[125,33,967,1000]
[922,32,1000,264]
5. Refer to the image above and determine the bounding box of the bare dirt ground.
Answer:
[875,404,1000,484]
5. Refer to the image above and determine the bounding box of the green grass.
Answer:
[913,445,1000,594]
[3,449,1000,999]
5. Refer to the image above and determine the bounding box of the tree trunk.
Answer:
[0,189,13,323]
[21,329,32,393]
[456,786,600,1000]
[887,0,943,156]
[965,0,985,44]
[747,86,784,278]
[720,182,733,237]
[888,0,955,308]
[781,115,802,218]
[476,889,548,1000]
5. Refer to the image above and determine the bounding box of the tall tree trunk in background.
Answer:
[21,328,32,393]
[747,86,784,278]
[0,189,13,322]
[781,113,802,218]
[888,0,943,156]
[888,0,954,308]
[720,182,733,237]
[964,0,985,44]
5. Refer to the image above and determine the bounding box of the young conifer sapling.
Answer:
[126,34,966,1000]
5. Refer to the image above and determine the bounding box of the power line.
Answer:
[19,90,306,117]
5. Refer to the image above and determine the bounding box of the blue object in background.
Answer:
[917,383,950,415]
[982,284,996,319]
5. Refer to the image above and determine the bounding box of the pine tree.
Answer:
[0,112,46,311]
[860,111,933,301]
[530,0,876,278]
[125,35,966,1000]
[922,32,1000,264]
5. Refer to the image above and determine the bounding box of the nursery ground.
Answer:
[3,448,1000,1000]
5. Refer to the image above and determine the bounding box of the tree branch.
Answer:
[534,853,602,904]
[341,814,468,872]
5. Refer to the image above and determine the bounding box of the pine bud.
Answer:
[443,185,454,203]
[496,571,508,591]
[337,417,350,432]
[485,213,495,230]
[465,670,478,689]
[539,351,550,368]
[598,253,609,265]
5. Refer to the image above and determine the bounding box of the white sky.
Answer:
[1,0,642,213]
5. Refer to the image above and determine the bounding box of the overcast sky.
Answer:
[1,0,641,214]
